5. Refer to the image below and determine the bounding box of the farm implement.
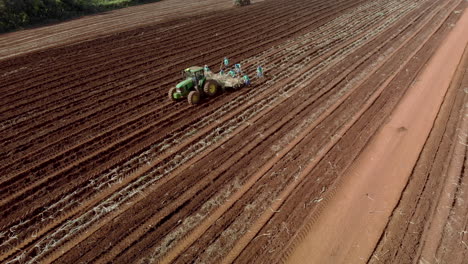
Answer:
[168,58,263,105]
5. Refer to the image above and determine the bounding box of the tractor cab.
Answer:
[169,58,253,105]
[183,66,204,79]
[172,66,206,98]
[182,66,205,89]
[169,66,217,105]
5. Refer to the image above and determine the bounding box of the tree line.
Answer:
[0,0,158,33]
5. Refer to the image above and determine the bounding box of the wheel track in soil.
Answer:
[0,0,416,260]
[0,0,376,206]
[0,0,436,262]
[78,2,427,261]
[367,34,468,264]
[0,0,404,231]
[367,36,468,263]
[0,0,376,219]
[0,0,460,262]
[0,0,312,96]
[237,2,465,263]
[0,0,374,256]
[0,0,358,144]
[0,0,279,104]
[0,0,235,62]
[0,0,388,250]
[0,0,367,176]
[140,1,453,262]
[0,0,360,150]
[238,9,459,264]
[0,0,343,117]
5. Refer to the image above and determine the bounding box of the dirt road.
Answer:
[0,0,466,263]
[286,10,468,263]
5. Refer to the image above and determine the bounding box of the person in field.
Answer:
[243,74,251,86]
[234,63,242,74]
[256,65,264,78]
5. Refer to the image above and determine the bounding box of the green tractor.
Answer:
[168,66,220,105]
[169,59,255,105]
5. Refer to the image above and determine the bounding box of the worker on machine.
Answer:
[234,63,242,75]
[256,66,264,78]
[220,57,229,72]
[243,74,251,86]
[204,65,211,73]
[228,69,236,77]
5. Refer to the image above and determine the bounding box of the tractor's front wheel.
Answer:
[168,87,180,101]
[188,91,201,105]
[203,80,219,97]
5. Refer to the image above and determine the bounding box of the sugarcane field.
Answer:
[0,0,467,263]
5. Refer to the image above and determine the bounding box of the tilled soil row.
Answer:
[0,0,424,262]
[0,0,388,258]
[238,1,465,263]
[0,0,386,229]
[0,0,370,177]
[0,0,269,66]
[0,0,236,82]
[0,2,280,106]
[0,0,348,118]
[368,23,468,264]
[0,0,362,154]
[170,1,458,263]
[33,1,438,262]
[0,0,233,62]
[434,92,468,262]
[0,0,316,97]
[0,0,352,182]
[0,0,366,171]
[0,0,394,216]
[0,3,404,260]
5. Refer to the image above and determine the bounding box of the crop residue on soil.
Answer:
[0,0,467,263]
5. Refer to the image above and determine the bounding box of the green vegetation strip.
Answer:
[0,0,161,33]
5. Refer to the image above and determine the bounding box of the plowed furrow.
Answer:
[0,0,345,116]
[0,0,376,233]
[0,0,402,232]
[0,0,360,140]
[116,1,446,262]
[0,0,232,63]
[0,0,373,187]
[0,0,311,94]
[232,1,461,263]
[0,0,410,260]
[0,1,436,262]
[0,0,362,148]
[1,0,462,263]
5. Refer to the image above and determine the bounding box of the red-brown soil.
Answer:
[285,9,468,263]
[0,0,466,263]
[367,25,468,264]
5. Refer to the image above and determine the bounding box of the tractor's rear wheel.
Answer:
[188,91,201,105]
[168,87,179,101]
[203,80,219,97]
